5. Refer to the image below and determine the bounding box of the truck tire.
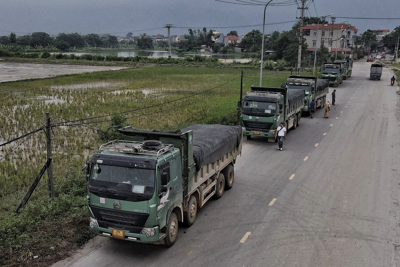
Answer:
[184,195,197,227]
[164,213,178,247]
[223,165,234,190]
[247,135,252,140]
[214,173,225,199]
[293,116,297,129]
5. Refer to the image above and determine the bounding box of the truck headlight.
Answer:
[141,227,155,238]
[90,218,99,229]
[269,130,276,134]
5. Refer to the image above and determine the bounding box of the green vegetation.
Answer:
[0,65,296,266]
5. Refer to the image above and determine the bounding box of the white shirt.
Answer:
[277,126,286,137]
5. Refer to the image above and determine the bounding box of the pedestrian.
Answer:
[275,122,286,151]
[324,100,330,118]
[310,99,316,118]
[331,89,336,105]
[391,76,396,86]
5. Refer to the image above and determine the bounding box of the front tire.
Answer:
[164,213,178,247]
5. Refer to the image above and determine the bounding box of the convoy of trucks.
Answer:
[370,63,383,80]
[85,124,242,246]
[334,59,353,80]
[286,76,329,115]
[239,86,304,141]
[83,56,375,247]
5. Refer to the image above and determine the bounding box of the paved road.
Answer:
[0,62,125,83]
[53,61,400,267]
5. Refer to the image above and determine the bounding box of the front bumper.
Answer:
[90,225,162,243]
[243,129,274,138]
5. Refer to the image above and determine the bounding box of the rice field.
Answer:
[0,66,297,197]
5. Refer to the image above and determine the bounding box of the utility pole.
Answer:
[296,0,308,75]
[165,24,173,58]
[45,113,54,200]
[396,36,399,62]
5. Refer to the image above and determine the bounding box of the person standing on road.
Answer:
[275,122,286,151]
[310,99,316,118]
[324,100,330,118]
[331,89,336,105]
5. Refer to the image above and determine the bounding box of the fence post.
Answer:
[46,113,54,200]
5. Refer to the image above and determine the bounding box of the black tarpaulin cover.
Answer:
[317,79,329,91]
[182,124,242,171]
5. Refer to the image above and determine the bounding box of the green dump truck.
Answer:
[84,124,242,247]
[334,59,352,80]
[321,62,343,86]
[370,63,383,80]
[239,87,304,142]
[286,76,329,116]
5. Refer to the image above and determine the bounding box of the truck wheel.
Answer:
[164,213,178,247]
[223,165,234,190]
[184,195,197,227]
[247,135,252,140]
[293,117,297,129]
[214,173,225,199]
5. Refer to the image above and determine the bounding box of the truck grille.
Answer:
[327,77,337,82]
[90,206,149,227]
[243,121,273,131]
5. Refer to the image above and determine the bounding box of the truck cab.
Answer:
[321,63,342,86]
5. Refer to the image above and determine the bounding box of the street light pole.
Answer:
[259,0,273,87]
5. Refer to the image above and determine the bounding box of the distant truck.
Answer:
[239,86,304,142]
[334,59,352,80]
[84,124,242,247]
[321,62,343,86]
[286,76,329,115]
[370,63,383,80]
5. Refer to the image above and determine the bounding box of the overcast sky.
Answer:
[0,0,399,37]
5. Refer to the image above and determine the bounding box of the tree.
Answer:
[0,36,10,45]
[16,35,31,46]
[55,33,86,50]
[240,29,263,52]
[383,26,400,53]
[30,32,53,47]
[227,31,238,37]
[137,33,154,49]
[9,33,16,44]
[126,32,133,39]
[104,35,118,48]
[85,33,103,47]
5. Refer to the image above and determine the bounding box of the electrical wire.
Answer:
[0,134,32,162]
[0,126,45,148]
[174,20,298,29]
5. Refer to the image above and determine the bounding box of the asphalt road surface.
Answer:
[53,61,400,267]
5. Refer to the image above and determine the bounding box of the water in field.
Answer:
[51,82,128,90]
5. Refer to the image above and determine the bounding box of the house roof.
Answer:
[376,29,389,32]
[225,35,240,40]
[302,24,358,33]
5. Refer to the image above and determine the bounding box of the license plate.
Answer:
[112,229,125,239]
[253,131,260,135]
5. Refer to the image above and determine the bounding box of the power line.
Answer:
[336,16,400,20]
[0,126,45,148]
[174,20,298,29]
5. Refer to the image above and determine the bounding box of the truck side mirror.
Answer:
[81,162,90,181]
[237,100,241,108]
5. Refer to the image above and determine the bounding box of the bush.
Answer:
[263,60,275,70]
[41,51,51,58]
[0,49,13,57]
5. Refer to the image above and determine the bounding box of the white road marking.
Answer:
[348,101,350,103]
[315,143,319,147]
[345,106,347,108]
[323,133,327,136]
[304,156,309,161]
[187,251,193,255]
[269,198,277,206]
[240,232,251,243]
[289,174,295,180]
[341,111,343,113]
[336,117,338,119]
[330,124,333,127]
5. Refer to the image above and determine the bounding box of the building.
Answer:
[301,24,358,55]
[374,29,390,47]
[223,35,241,46]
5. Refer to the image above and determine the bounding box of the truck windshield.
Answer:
[89,164,155,200]
[322,67,339,74]
[243,101,276,116]
[287,85,310,94]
